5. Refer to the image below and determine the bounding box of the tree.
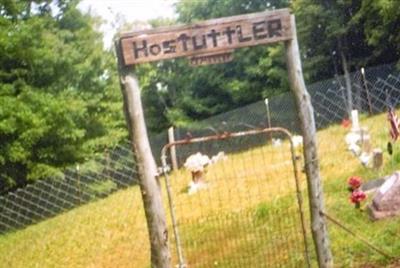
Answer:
[0,0,126,193]
[136,0,291,133]
[114,0,400,133]
[353,0,400,68]
[292,0,400,117]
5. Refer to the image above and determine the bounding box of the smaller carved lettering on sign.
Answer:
[189,51,234,66]
[119,9,292,66]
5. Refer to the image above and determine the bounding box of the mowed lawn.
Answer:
[0,111,400,267]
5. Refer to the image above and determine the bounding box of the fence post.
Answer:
[76,164,81,205]
[285,15,333,268]
[340,47,353,118]
[361,67,373,115]
[264,98,273,141]
[115,42,171,268]
[168,127,178,170]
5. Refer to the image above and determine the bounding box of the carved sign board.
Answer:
[119,8,292,66]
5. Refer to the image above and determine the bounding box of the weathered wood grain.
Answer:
[119,9,292,66]
[115,43,172,267]
[285,15,333,268]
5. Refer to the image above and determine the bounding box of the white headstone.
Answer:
[379,175,396,195]
[351,110,360,131]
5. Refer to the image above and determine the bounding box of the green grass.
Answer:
[1,111,400,267]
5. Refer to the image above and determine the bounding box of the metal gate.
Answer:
[161,127,311,267]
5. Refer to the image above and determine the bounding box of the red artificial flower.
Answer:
[341,118,351,128]
[350,190,367,204]
[348,176,362,190]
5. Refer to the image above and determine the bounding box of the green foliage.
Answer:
[254,196,294,224]
[253,202,271,222]
[1,111,400,267]
[2,0,400,193]
[138,0,290,133]
[135,0,400,133]
[354,0,400,68]
[0,0,126,193]
[292,0,400,82]
[138,0,400,133]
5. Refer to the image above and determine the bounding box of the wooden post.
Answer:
[116,9,330,266]
[115,43,171,268]
[285,15,333,268]
[168,127,178,170]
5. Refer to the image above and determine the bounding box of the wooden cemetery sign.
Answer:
[115,8,333,268]
[118,9,292,66]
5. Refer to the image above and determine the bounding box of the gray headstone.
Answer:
[368,172,400,220]
[372,149,383,170]
[361,178,385,193]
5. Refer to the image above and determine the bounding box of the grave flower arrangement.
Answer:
[347,176,367,209]
[348,176,362,191]
[341,118,351,128]
[184,152,210,183]
[350,190,367,209]
[184,152,210,194]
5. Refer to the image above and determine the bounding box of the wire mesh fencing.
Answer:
[0,186,152,267]
[151,64,398,167]
[0,143,159,267]
[154,63,400,266]
[1,63,400,267]
[160,128,311,268]
[311,66,400,265]
[0,143,139,234]
[311,65,400,129]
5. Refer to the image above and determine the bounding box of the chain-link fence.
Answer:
[0,144,139,233]
[160,128,311,268]
[1,63,399,267]
[152,65,397,165]
[310,66,400,266]
[154,63,400,266]
[0,142,159,267]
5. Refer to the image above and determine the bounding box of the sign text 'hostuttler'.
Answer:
[119,9,293,66]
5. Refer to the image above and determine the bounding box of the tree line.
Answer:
[1,0,399,193]
[141,0,400,132]
[0,0,125,193]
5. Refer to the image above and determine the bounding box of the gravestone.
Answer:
[372,149,383,170]
[361,131,372,153]
[351,110,360,132]
[368,172,400,220]
[361,178,385,194]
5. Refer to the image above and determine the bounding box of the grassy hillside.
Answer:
[0,111,399,267]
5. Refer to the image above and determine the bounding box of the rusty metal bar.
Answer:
[162,127,290,154]
[160,154,186,268]
[288,133,312,268]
